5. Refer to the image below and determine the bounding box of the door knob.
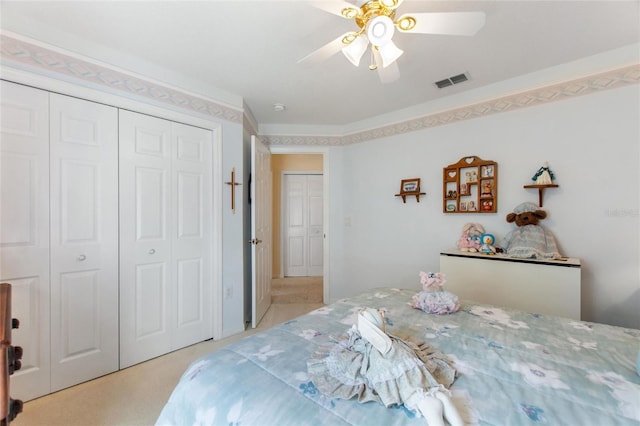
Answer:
[149,249,156,254]
[77,254,86,261]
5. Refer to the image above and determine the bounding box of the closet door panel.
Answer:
[171,122,211,349]
[1,154,37,245]
[58,270,100,356]
[135,262,167,338]
[49,94,119,391]
[133,164,169,341]
[0,81,51,401]
[119,110,172,368]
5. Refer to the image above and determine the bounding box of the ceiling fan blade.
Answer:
[378,61,400,83]
[309,1,360,18]
[297,32,351,65]
[396,12,486,36]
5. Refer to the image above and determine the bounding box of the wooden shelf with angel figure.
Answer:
[524,161,558,207]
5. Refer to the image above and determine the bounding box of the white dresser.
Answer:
[440,250,581,320]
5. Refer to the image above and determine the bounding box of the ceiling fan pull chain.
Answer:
[369,48,378,71]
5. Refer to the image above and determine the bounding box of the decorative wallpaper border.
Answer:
[0,34,243,124]
[1,34,638,144]
[262,64,640,146]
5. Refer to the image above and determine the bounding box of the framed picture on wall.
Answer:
[395,177,426,203]
[400,178,420,193]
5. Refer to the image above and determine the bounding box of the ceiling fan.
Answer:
[300,0,486,83]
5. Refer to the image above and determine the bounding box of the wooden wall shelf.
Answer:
[524,183,558,207]
[443,156,498,213]
[395,191,426,203]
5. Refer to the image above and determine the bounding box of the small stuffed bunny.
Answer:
[457,223,485,252]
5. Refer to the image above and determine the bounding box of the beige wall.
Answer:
[271,154,323,277]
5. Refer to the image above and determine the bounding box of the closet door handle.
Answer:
[149,249,156,255]
[77,254,86,261]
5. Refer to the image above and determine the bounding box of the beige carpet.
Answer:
[271,276,323,303]
[12,302,324,426]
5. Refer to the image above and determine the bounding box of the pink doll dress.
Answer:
[307,312,456,411]
[410,271,460,315]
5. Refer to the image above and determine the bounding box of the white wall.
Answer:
[221,122,247,337]
[328,84,639,329]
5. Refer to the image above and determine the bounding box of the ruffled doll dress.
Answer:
[410,290,460,315]
[307,320,457,413]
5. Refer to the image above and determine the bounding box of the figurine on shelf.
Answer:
[482,200,493,211]
[457,223,485,252]
[468,201,477,211]
[482,165,493,178]
[480,180,493,198]
[532,161,555,185]
[479,233,497,255]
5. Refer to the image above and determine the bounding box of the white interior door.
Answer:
[283,174,323,277]
[49,94,119,391]
[251,136,272,328]
[307,175,324,276]
[0,81,51,401]
[119,110,173,367]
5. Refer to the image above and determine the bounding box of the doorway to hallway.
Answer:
[270,154,324,279]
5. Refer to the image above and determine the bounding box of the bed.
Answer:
[156,288,640,425]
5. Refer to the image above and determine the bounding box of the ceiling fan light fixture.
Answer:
[396,16,416,32]
[379,0,400,9]
[376,40,403,68]
[341,7,360,19]
[366,15,395,46]
[342,35,369,66]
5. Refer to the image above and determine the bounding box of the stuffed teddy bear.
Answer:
[456,223,485,252]
[501,202,561,259]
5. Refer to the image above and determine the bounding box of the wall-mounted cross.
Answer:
[225,167,242,214]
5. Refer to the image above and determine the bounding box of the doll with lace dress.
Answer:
[307,307,462,426]
[410,272,460,315]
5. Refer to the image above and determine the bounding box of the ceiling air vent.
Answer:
[435,72,470,89]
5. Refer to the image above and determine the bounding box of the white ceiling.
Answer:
[2,1,639,131]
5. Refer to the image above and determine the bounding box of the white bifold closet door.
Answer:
[0,81,51,401]
[119,110,212,368]
[0,81,119,400]
[48,94,119,391]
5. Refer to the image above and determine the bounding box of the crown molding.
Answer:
[0,33,243,124]
[1,33,637,142]
[262,64,640,146]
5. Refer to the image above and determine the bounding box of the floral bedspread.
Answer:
[156,288,640,425]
